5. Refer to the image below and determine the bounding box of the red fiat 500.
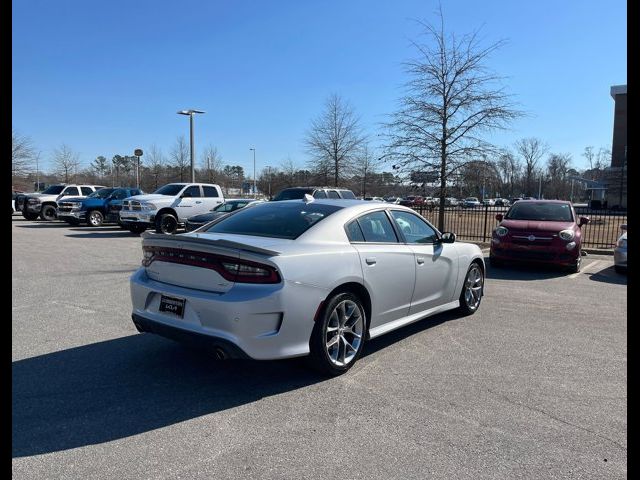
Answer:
[490,200,589,272]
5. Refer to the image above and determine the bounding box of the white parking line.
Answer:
[568,260,603,279]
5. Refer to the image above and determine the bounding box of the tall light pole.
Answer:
[249,148,256,198]
[177,109,205,182]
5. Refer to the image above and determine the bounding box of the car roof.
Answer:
[515,199,571,204]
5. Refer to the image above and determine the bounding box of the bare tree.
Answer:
[200,144,223,184]
[515,137,548,196]
[384,7,522,230]
[146,144,166,191]
[305,93,366,186]
[353,145,382,197]
[53,144,81,183]
[546,153,572,199]
[170,136,190,182]
[12,130,36,179]
[495,150,522,197]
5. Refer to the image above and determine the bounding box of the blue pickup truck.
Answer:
[57,187,143,226]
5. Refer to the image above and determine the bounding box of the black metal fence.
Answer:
[411,205,627,248]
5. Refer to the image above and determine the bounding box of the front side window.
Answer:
[63,187,80,196]
[153,184,185,196]
[182,186,202,198]
[42,185,65,195]
[313,190,327,199]
[356,211,398,243]
[390,210,439,243]
[205,202,342,239]
[203,186,219,197]
[111,189,129,200]
[327,190,340,199]
[89,188,115,199]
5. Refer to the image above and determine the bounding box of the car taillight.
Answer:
[142,246,280,284]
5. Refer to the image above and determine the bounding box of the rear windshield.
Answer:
[506,202,574,222]
[204,202,342,239]
[273,188,313,201]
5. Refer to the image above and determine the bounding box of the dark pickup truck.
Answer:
[57,187,143,226]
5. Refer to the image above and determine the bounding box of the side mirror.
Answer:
[578,216,590,227]
[495,213,503,221]
[440,232,456,243]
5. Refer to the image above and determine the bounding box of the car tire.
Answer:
[458,262,484,316]
[308,292,366,376]
[156,213,178,234]
[87,210,104,227]
[567,251,581,274]
[22,211,39,221]
[40,205,57,221]
[128,224,147,234]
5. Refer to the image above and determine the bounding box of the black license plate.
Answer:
[159,295,185,317]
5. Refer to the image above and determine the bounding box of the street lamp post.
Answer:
[177,109,205,182]
[249,148,256,198]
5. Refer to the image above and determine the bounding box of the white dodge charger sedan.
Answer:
[130,198,485,375]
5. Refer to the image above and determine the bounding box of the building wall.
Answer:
[611,92,627,168]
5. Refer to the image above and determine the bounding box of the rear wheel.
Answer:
[40,204,57,221]
[22,211,39,221]
[458,262,484,316]
[156,213,178,234]
[308,292,366,376]
[87,210,104,227]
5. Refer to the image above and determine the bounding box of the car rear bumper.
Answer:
[129,268,322,360]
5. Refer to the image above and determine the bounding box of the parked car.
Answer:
[614,224,627,274]
[57,187,143,226]
[493,198,510,207]
[445,197,459,206]
[462,197,481,208]
[272,187,356,201]
[364,197,385,202]
[184,199,264,232]
[482,198,495,206]
[20,184,106,221]
[119,183,225,234]
[12,190,23,215]
[510,197,523,204]
[490,200,589,273]
[385,197,402,204]
[130,199,485,375]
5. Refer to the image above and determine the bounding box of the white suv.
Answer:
[119,183,225,234]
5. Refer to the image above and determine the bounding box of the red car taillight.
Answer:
[142,246,281,284]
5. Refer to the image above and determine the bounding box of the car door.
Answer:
[175,185,203,220]
[389,210,459,315]
[347,210,415,330]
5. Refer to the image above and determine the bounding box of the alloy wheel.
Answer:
[325,300,364,367]
[463,264,483,311]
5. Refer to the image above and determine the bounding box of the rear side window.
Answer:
[313,190,327,199]
[112,189,129,200]
[327,190,340,199]
[81,187,94,195]
[345,220,365,242]
[205,202,342,239]
[203,186,219,197]
[340,190,356,199]
[356,211,398,243]
[182,186,202,198]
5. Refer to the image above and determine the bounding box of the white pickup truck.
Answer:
[119,183,225,234]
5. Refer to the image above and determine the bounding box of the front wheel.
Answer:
[22,211,39,221]
[458,262,484,316]
[40,205,57,221]
[308,292,366,376]
[567,251,581,274]
[87,210,104,227]
[156,213,178,234]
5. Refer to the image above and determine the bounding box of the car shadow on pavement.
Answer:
[485,263,570,281]
[15,223,72,228]
[13,310,458,459]
[587,265,627,285]
[12,334,324,458]
[65,232,139,238]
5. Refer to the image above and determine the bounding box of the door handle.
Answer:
[416,257,425,265]
[195,201,202,204]
[365,257,377,265]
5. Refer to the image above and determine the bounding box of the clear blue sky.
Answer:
[13,0,626,176]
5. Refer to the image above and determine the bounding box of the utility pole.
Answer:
[538,175,542,199]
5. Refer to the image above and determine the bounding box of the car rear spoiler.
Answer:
[140,232,281,256]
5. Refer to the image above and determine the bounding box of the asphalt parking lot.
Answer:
[12,216,627,479]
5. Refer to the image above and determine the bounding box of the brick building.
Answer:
[605,84,627,208]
